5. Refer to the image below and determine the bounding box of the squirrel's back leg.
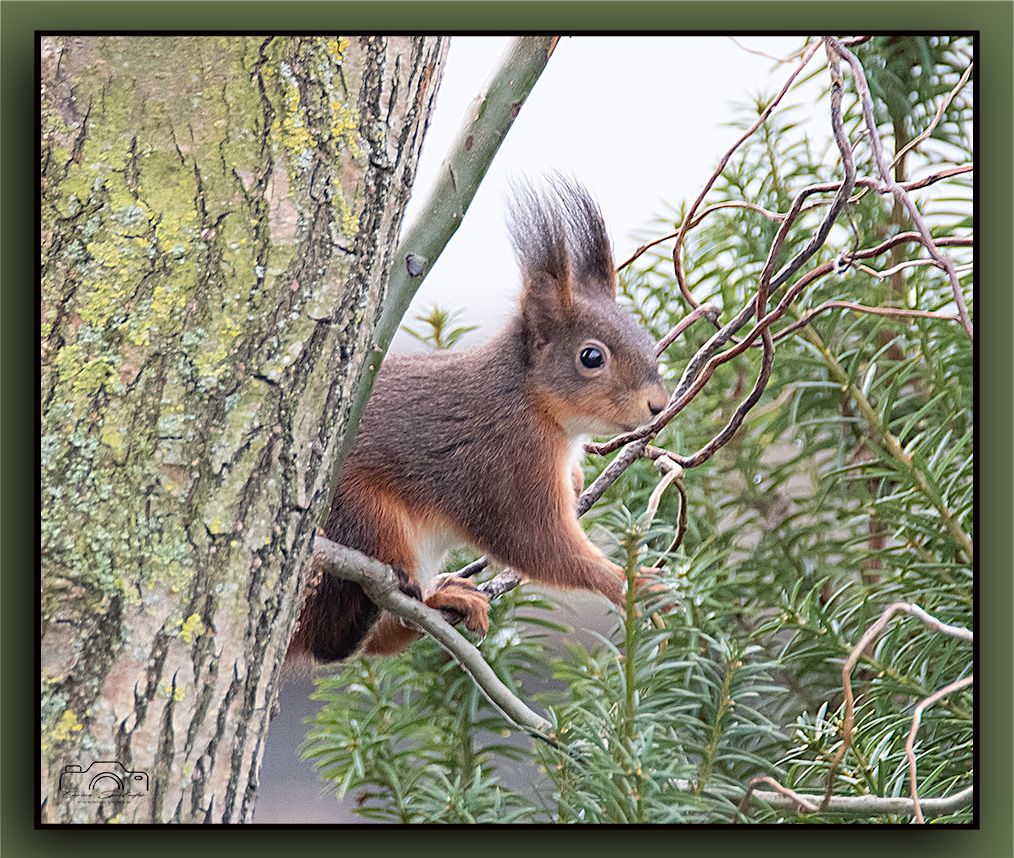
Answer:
[288,475,421,664]
[363,517,490,655]
[288,471,489,662]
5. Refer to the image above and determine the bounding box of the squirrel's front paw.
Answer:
[391,566,423,601]
[425,575,490,637]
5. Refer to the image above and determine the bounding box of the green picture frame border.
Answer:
[5,2,1010,853]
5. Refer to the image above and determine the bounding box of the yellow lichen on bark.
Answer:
[40,35,448,823]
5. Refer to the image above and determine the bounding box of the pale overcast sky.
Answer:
[392,35,826,351]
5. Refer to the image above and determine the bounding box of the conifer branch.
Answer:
[821,601,973,809]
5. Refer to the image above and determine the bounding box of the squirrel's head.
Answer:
[509,176,668,438]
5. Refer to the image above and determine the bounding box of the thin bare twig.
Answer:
[741,599,973,823]
[799,163,974,216]
[655,304,721,357]
[671,39,824,315]
[772,300,962,342]
[618,202,785,272]
[856,258,971,281]
[905,675,974,823]
[739,777,820,815]
[827,37,973,339]
[821,601,973,809]
[643,457,684,530]
[892,62,973,170]
[645,452,689,566]
[727,36,813,64]
[456,555,491,579]
[738,778,972,820]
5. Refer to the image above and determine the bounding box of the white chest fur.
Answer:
[412,524,462,589]
[565,433,589,493]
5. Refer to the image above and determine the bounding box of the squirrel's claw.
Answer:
[426,575,490,638]
[391,566,423,601]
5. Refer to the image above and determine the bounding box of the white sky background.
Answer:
[391,35,828,352]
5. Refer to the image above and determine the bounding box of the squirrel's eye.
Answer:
[579,347,605,369]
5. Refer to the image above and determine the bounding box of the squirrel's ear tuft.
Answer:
[509,178,575,348]
[507,175,615,313]
[549,174,616,299]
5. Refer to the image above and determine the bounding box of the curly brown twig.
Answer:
[826,37,973,339]
[856,256,971,281]
[905,675,975,823]
[821,601,973,810]
[567,43,973,546]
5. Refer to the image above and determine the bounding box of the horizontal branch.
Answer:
[742,779,973,820]
[312,536,554,742]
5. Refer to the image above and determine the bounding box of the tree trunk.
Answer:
[40,34,447,823]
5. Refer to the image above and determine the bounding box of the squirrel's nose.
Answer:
[648,400,664,417]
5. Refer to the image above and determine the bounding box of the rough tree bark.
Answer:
[40,35,447,823]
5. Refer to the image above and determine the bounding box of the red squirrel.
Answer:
[288,177,668,663]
